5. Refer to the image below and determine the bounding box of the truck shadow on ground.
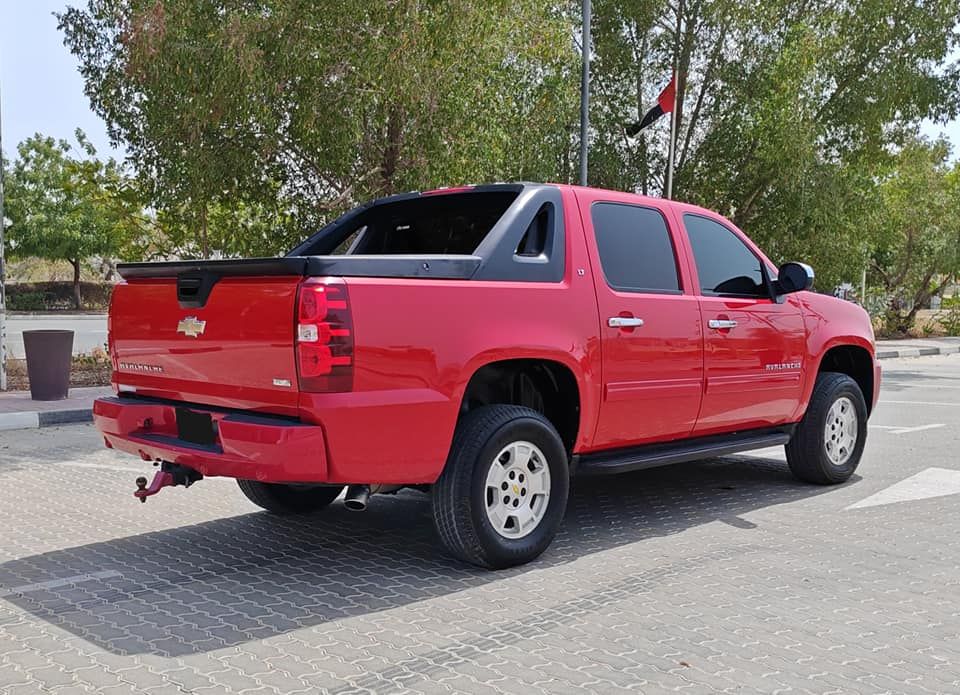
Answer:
[0,455,853,657]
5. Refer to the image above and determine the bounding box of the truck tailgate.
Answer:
[110,276,302,416]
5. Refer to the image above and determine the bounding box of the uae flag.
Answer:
[626,76,676,136]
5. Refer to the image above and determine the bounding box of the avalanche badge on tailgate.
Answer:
[177,316,206,338]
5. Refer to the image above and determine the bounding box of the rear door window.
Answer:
[591,203,681,293]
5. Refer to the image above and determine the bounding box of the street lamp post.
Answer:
[0,81,6,391]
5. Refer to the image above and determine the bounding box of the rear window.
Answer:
[296,191,519,256]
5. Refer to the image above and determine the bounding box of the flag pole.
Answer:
[666,0,681,200]
[665,76,676,200]
[667,71,677,200]
[579,0,591,187]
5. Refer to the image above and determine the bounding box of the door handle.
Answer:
[608,316,644,328]
[708,319,738,330]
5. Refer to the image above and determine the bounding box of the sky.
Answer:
[1,1,959,165]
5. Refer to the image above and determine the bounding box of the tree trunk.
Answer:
[381,108,403,195]
[200,205,210,259]
[70,259,81,310]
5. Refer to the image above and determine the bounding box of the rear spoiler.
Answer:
[116,255,482,280]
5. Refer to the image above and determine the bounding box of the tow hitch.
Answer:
[134,462,203,503]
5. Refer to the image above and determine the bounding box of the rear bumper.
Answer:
[93,396,328,482]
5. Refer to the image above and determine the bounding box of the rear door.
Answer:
[678,212,807,435]
[577,190,704,450]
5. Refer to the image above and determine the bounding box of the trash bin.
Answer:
[22,330,74,401]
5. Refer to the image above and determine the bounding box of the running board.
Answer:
[573,426,795,476]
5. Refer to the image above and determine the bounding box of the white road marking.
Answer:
[738,446,785,459]
[0,570,121,598]
[889,423,946,434]
[880,400,958,406]
[869,423,946,435]
[846,467,960,510]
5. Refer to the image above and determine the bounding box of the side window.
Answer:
[591,203,681,293]
[684,214,766,297]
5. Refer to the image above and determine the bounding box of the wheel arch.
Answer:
[457,357,585,452]
[811,342,876,415]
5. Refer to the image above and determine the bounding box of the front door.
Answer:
[578,191,704,451]
[679,212,807,436]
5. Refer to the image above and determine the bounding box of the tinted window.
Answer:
[294,191,519,255]
[591,203,680,293]
[684,214,766,296]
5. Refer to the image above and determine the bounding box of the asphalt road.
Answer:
[3,314,108,358]
[0,355,958,694]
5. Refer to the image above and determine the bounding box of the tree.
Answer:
[59,0,579,258]
[3,132,143,308]
[588,0,960,289]
[866,138,960,334]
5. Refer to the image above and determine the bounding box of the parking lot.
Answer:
[1,355,958,694]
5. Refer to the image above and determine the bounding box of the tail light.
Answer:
[296,278,354,392]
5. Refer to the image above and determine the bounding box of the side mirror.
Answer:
[774,262,815,295]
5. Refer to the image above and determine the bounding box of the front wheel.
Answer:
[432,405,570,569]
[237,480,344,514]
[786,372,868,484]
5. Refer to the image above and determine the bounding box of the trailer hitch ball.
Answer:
[134,470,175,503]
[133,463,203,503]
[135,476,148,502]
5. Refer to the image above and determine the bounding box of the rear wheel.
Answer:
[237,480,344,514]
[786,372,867,484]
[432,405,570,569]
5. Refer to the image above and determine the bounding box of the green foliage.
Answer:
[51,0,960,311]
[588,0,960,289]
[3,132,146,306]
[59,0,579,258]
[6,291,47,312]
[865,138,960,334]
[935,307,960,335]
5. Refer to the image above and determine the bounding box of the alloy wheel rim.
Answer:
[484,440,551,539]
[824,396,858,466]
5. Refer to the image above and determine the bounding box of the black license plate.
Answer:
[176,408,216,446]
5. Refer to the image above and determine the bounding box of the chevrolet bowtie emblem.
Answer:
[177,316,206,338]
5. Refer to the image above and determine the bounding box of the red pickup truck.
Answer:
[94,183,880,568]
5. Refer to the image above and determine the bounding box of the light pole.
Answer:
[579,0,591,187]
[0,81,6,391]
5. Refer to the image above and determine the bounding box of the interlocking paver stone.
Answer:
[2,355,960,694]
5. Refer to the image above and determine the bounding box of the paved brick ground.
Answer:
[1,355,959,694]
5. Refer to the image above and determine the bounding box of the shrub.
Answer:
[4,282,113,311]
[6,291,48,312]
[934,308,960,336]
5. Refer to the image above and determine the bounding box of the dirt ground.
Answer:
[4,356,111,391]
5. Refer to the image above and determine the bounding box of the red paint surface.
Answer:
[98,184,878,485]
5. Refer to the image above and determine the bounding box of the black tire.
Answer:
[786,372,868,484]
[237,480,344,514]
[432,405,570,569]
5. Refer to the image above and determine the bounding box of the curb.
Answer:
[876,345,959,360]
[0,409,93,432]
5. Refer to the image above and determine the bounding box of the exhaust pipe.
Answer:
[344,484,370,511]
